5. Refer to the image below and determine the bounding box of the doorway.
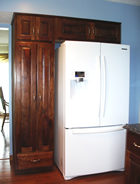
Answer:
[0,27,10,160]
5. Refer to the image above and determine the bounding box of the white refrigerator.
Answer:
[55,41,130,180]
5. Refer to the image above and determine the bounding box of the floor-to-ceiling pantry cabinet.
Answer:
[12,13,55,174]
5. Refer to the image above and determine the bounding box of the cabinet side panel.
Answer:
[54,44,65,174]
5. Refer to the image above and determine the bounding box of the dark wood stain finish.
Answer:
[125,131,140,184]
[16,14,53,42]
[12,13,55,174]
[54,17,120,43]
[94,22,121,43]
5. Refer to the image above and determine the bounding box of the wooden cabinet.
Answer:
[54,17,121,43]
[125,130,140,184]
[12,13,55,174]
[16,14,53,41]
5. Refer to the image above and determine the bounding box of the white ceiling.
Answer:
[0,1,140,24]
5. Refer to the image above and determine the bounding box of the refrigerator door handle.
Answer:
[98,56,101,117]
[102,56,106,117]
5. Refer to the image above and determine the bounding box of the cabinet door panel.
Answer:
[17,15,36,40]
[15,42,37,153]
[37,43,54,152]
[95,22,121,43]
[55,18,90,41]
[129,153,140,184]
[36,17,53,41]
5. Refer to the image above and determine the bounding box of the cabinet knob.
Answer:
[133,142,140,148]
[33,95,36,101]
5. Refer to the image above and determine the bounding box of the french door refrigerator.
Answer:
[55,41,130,180]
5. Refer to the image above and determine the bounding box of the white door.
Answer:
[100,43,130,126]
[64,41,100,128]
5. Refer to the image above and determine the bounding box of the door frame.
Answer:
[0,24,12,157]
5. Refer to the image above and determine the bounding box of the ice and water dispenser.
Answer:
[70,71,88,100]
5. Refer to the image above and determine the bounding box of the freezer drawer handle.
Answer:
[133,142,140,148]
[72,126,123,134]
[31,159,40,163]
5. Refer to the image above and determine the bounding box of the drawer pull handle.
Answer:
[133,142,140,148]
[31,159,40,163]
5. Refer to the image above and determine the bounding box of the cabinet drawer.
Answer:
[17,151,53,170]
[127,131,140,156]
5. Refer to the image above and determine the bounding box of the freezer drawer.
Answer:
[64,128,126,180]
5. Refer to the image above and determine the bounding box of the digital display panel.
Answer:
[75,72,85,77]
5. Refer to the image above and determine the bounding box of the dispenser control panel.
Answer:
[75,72,85,78]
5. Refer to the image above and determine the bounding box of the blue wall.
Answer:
[0,0,140,154]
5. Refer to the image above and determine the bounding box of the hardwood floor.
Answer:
[0,116,125,184]
[0,160,125,184]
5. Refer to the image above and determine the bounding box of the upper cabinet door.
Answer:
[94,22,121,43]
[36,17,53,42]
[17,15,36,40]
[16,15,53,41]
[55,18,92,41]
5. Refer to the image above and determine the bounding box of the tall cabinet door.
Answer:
[100,43,130,126]
[15,42,37,154]
[36,43,54,153]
